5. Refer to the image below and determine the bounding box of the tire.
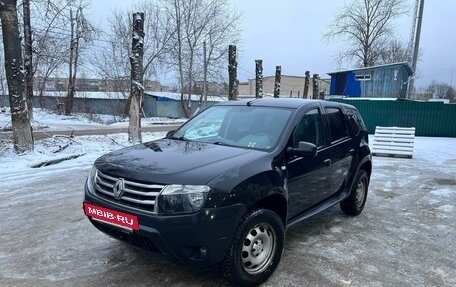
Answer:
[221,209,284,287]
[340,169,369,216]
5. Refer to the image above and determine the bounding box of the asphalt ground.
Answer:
[0,139,455,287]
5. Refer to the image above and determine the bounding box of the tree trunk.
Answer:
[23,0,34,120]
[303,71,310,99]
[65,7,82,115]
[274,66,281,98]
[0,0,34,153]
[255,59,263,98]
[228,45,238,100]
[128,12,145,143]
[312,74,320,100]
[65,8,75,115]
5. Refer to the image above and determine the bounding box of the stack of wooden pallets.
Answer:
[372,126,416,158]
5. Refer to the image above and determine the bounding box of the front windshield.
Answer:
[171,105,293,150]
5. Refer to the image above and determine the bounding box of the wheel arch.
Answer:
[248,193,288,226]
[359,158,372,180]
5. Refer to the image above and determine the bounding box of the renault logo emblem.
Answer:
[113,178,125,200]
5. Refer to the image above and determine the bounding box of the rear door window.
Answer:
[324,108,349,143]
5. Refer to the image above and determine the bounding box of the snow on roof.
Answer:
[327,62,414,75]
[40,91,128,99]
[38,91,228,102]
[145,91,227,102]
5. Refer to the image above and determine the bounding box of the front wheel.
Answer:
[340,169,369,216]
[222,209,284,287]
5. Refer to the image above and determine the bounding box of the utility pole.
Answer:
[228,45,238,101]
[408,0,425,99]
[274,66,281,98]
[203,41,207,106]
[255,59,263,98]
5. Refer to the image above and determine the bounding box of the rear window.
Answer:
[325,108,348,142]
[343,106,366,136]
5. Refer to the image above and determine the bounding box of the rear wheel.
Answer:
[222,209,284,287]
[340,169,369,216]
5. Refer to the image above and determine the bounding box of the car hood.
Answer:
[94,139,267,185]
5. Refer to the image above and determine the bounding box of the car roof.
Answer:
[215,98,324,109]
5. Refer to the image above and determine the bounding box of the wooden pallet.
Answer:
[372,126,415,158]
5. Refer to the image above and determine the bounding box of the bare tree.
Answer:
[1,0,34,152]
[92,1,175,115]
[325,0,408,67]
[424,81,456,103]
[31,1,71,106]
[65,1,97,115]
[378,38,409,64]
[163,0,241,117]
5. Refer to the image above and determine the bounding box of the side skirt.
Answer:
[285,190,349,230]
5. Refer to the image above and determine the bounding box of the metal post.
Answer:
[408,0,425,99]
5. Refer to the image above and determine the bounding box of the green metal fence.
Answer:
[329,99,456,137]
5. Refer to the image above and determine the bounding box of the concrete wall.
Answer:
[239,75,330,98]
[0,94,219,118]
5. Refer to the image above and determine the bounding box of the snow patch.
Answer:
[430,188,455,197]
[436,205,454,213]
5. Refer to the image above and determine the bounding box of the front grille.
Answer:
[94,170,164,212]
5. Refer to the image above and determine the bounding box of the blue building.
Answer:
[328,62,414,98]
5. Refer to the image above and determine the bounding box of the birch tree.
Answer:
[324,0,407,67]
[22,0,33,120]
[128,12,145,142]
[0,0,34,152]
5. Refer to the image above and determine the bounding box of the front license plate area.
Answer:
[83,202,139,231]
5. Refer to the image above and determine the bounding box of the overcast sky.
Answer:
[88,0,456,89]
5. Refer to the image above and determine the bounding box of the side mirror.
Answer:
[287,141,317,157]
[166,130,176,138]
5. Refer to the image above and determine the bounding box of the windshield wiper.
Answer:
[212,141,236,148]
[171,135,190,141]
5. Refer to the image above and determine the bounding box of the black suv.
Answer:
[83,98,371,287]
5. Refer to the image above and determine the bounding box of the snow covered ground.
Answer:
[0,107,187,132]
[0,132,167,183]
[1,108,456,286]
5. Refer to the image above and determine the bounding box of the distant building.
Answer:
[191,81,228,96]
[33,77,164,93]
[238,75,330,98]
[327,62,414,99]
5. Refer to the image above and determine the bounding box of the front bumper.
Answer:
[83,185,245,265]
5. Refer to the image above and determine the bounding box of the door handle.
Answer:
[323,159,332,166]
[347,149,355,156]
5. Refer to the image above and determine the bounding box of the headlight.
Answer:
[86,166,97,194]
[155,185,210,215]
